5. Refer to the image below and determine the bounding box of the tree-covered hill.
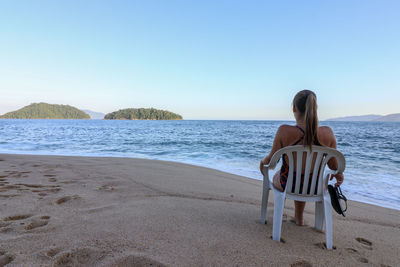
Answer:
[104,108,183,120]
[0,103,90,119]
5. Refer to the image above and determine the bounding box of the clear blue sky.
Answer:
[1,0,399,120]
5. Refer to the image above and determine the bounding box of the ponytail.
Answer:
[304,93,320,148]
[293,90,320,149]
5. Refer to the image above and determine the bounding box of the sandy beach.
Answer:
[0,154,398,266]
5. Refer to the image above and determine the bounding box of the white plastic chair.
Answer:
[261,145,345,249]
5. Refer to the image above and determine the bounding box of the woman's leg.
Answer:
[273,171,304,225]
[273,171,284,192]
[294,201,306,226]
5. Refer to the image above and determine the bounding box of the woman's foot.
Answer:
[290,216,305,226]
[294,216,305,226]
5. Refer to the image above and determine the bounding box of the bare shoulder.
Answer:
[272,124,292,142]
[318,126,335,136]
[276,124,295,136]
[318,126,336,147]
[278,124,293,131]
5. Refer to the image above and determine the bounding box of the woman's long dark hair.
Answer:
[293,90,320,148]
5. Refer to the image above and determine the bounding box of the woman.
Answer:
[259,90,344,226]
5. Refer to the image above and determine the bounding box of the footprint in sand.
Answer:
[345,247,368,263]
[0,221,11,228]
[45,247,61,258]
[53,247,104,266]
[25,220,48,230]
[56,195,79,204]
[98,185,115,192]
[355,237,373,250]
[3,214,32,221]
[17,188,30,192]
[0,194,20,199]
[1,185,20,190]
[9,173,22,178]
[41,187,61,194]
[111,255,167,267]
[6,171,31,178]
[15,183,61,195]
[314,242,336,250]
[17,183,44,188]
[290,260,313,267]
[270,236,286,243]
[25,216,51,230]
[0,221,12,233]
[0,227,12,233]
[345,247,358,253]
[0,251,14,266]
[56,196,71,204]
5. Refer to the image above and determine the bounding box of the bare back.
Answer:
[265,124,339,171]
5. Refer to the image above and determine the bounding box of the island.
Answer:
[327,113,400,122]
[104,108,183,120]
[374,113,400,122]
[0,103,90,119]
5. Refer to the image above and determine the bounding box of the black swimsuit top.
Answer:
[281,125,305,168]
[280,125,320,193]
[292,125,305,145]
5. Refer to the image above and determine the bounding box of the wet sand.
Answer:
[0,154,399,266]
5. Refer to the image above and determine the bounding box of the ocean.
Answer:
[0,119,399,210]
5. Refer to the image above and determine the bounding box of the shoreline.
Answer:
[0,153,399,266]
[0,152,398,211]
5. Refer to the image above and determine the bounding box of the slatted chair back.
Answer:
[267,145,345,200]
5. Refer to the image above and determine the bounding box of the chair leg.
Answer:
[323,198,333,249]
[315,201,324,231]
[272,193,285,242]
[261,187,269,224]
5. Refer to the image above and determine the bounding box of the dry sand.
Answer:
[0,154,398,266]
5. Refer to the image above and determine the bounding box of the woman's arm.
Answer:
[259,126,285,175]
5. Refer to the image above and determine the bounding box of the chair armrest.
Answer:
[325,169,339,177]
[262,165,273,189]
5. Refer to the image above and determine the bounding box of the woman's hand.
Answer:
[330,172,344,187]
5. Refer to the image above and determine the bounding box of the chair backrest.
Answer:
[268,145,345,197]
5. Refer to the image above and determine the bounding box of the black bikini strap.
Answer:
[295,125,305,134]
[291,125,305,146]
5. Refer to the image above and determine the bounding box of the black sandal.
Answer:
[328,185,347,217]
